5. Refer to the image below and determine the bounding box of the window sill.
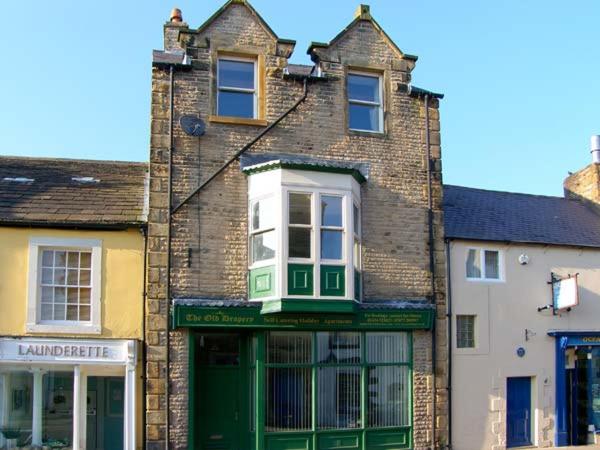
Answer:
[465,278,504,284]
[209,115,268,127]
[348,128,386,138]
[26,323,102,335]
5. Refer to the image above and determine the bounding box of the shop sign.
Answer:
[0,338,134,364]
[174,306,433,330]
[552,273,579,311]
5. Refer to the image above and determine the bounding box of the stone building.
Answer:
[145,1,447,449]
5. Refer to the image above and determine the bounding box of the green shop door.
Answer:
[194,333,249,450]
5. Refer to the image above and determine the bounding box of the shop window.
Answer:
[263,331,411,433]
[217,57,257,119]
[456,315,476,349]
[348,71,383,133]
[42,371,74,446]
[27,237,102,334]
[466,248,502,281]
[0,371,33,448]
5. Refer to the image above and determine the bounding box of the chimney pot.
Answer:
[170,7,183,23]
[591,135,600,164]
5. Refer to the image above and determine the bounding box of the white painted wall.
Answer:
[449,240,600,450]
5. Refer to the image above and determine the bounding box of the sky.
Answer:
[1,1,598,197]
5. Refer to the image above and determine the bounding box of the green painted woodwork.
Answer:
[261,299,357,314]
[354,271,361,301]
[242,162,367,184]
[175,306,434,330]
[188,332,414,450]
[320,266,345,297]
[365,429,411,449]
[318,433,360,449]
[256,333,266,450]
[288,264,314,296]
[266,434,313,450]
[249,265,276,299]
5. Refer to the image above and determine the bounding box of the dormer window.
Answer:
[243,155,367,311]
[348,71,383,133]
[217,56,257,119]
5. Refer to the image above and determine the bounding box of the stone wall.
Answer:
[564,163,600,212]
[146,2,447,449]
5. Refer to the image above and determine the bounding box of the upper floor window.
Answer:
[217,56,257,119]
[250,196,276,265]
[246,166,364,303]
[466,248,502,281]
[27,237,102,334]
[348,71,383,133]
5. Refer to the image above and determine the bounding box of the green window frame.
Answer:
[261,331,412,434]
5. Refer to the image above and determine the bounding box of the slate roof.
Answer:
[285,64,314,77]
[240,153,369,181]
[152,49,192,67]
[0,156,148,227]
[443,185,600,248]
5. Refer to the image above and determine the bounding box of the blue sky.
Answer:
[1,1,598,196]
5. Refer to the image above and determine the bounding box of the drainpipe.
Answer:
[424,93,437,450]
[445,238,453,449]
[165,64,174,450]
[171,75,311,215]
[141,225,148,449]
[164,70,313,450]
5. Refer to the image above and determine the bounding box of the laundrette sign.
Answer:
[0,338,130,363]
[174,306,434,330]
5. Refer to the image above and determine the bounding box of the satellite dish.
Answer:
[179,115,206,136]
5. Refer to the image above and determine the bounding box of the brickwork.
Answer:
[146,2,447,449]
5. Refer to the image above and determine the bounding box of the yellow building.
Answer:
[0,156,147,450]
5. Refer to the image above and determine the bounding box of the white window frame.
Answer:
[456,315,476,349]
[217,55,258,119]
[347,70,384,133]
[27,237,102,334]
[465,247,504,282]
[248,194,278,270]
[282,186,358,300]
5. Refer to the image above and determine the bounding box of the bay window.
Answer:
[246,166,364,305]
[250,196,276,265]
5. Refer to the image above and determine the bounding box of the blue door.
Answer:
[507,377,532,448]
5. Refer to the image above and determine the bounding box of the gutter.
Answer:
[0,220,146,231]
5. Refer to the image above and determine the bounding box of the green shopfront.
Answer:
[173,300,434,450]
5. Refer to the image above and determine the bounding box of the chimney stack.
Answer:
[591,135,600,164]
[563,135,600,209]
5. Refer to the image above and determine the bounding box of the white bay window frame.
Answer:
[247,168,361,302]
[27,237,102,334]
